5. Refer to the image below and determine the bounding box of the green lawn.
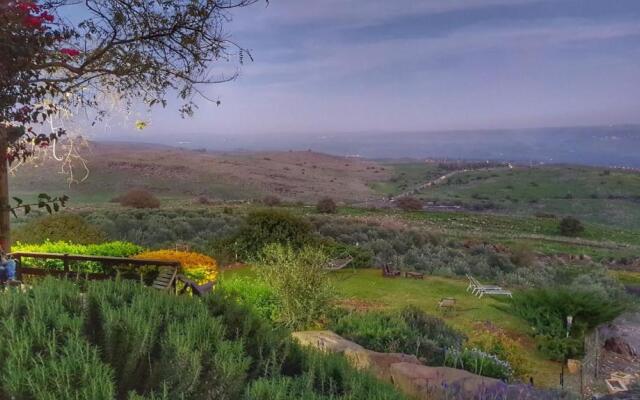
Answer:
[221,267,560,387]
[373,164,640,230]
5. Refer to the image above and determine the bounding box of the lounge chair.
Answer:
[404,271,424,279]
[466,274,512,298]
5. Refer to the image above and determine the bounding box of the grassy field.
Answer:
[221,267,560,387]
[373,163,640,229]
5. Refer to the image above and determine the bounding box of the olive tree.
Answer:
[0,0,261,251]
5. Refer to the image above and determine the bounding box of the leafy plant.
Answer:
[444,348,514,381]
[331,306,466,366]
[257,244,334,329]
[232,210,313,260]
[507,287,626,360]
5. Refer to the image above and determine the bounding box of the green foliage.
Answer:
[316,197,337,214]
[13,213,106,245]
[559,216,584,237]
[219,276,279,322]
[0,278,402,399]
[444,348,514,381]
[245,352,407,400]
[330,306,466,366]
[508,287,626,360]
[257,244,334,329]
[233,210,313,261]
[13,240,144,273]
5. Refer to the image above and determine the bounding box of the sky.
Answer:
[94,0,640,142]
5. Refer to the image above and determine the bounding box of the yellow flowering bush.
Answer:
[133,250,218,284]
[469,326,530,379]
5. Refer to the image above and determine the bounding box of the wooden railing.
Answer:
[9,251,180,281]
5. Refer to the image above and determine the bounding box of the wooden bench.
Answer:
[437,297,456,314]
[404,271,424,280]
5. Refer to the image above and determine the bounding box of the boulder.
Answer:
[599,313,640,358]
[389,362,503,400]
[292,330,364,354]
[344,349,421,381]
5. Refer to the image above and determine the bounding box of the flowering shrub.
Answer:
[444,348,514,381]
[469,328,530,379]
[133,250,218,284]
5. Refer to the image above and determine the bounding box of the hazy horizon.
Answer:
[73,0,640,143]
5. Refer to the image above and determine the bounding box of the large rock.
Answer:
[344,349,421,381]
[389,362,504,400]
[599,313,640,357]
[292,330,364,353]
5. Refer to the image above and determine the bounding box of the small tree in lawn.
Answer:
[0,0,261,251]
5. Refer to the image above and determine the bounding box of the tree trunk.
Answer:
[0,129,9,253]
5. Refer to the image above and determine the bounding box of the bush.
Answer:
[331,306,466,366]
[469,328,530,379]
[13,240,143,273]
[262,195,282,206]
[395,196,423,212]
[559,216,584,236]
[444,348,514,381]
[316,197,337,214]
[12,213,106,245]
[133,249,218,284]
[232,210,312,260]
[0,278,404,399]
[257,244,334,329]
[117,189,161,209]
[508,287,626,360]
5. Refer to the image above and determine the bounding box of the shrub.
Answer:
[559,216,584,236]
[134,249,218,284]
[13,240,143,273]
[395,196,423,212]
[316,197,337,214]
[444,348,514,381]
[118,189,161,209]
[469,328,530,379]
[257,244,334,329]
[508,287,626,360]
[233,209,312,260]
[331,306,466,366]
[219,276,279,322]
[12,213,106,245]
[0,278,403,399]
[262,195,282,206]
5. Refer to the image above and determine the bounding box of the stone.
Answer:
[389,362,503,400]
[343,349,421,381]
[292,330,364,353]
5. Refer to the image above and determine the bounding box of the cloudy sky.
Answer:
[105,0,640,141]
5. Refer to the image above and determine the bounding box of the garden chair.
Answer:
[176,274,216,297]
[382,264,401,277]
[151,266,178,292]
